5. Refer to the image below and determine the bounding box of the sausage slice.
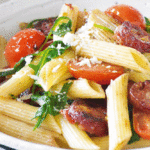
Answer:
[129,80,150,112]
[114,21,150,53]
[61,99,108,137]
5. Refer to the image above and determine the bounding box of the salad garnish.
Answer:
[31,82,72,130]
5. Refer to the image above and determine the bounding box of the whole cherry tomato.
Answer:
[105,4,146,29]
[133,108,150,140]
[5,28,45,68]
[67,58,125,85]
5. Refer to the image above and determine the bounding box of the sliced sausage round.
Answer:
[129,80,150,112]
[61,99,108,137]
[114,21,150,53]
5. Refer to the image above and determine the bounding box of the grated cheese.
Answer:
[112,70,118,73]
[52,64,61,73]
[76,57,103,67]
[106,65,111,68]
[15,48,19,52]
[25,55,32,65]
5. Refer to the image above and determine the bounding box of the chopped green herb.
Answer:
[10,94,17,99]
[29,40,70,75]
[52,18,72,37]
[38,16,72,51]
[94,24,114,34]
[32,82,72,130]
[145,17,150,33]
[0,54,34,77]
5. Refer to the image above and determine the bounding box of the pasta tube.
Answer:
[92,136,109,150]
[129,70,150,82]
[37,49,75,91]
[0,113,59,147]
[51,78,105,99]
[0,65,34,98]
[58,4,79,33]
[106,73,132,150]
[88,9,119,42]
[0,97,61,134]
[55,115,100,150]
[64,34,150,75]
[53,4,79,41]
[0,56,41,98]
[89,9,119,32]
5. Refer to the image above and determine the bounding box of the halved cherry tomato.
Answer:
[67,58,125,85]
[133,108,150,139]
[105,4,145,29]
[4,28,45,68]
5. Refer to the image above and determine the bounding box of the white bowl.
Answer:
[0,0,150,150]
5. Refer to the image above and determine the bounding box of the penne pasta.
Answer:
[0,97,61,134]
[68,78,105,99]
[0,113,59,147]
[55,114,100,150]
[37,49,75,91]
[89,9,119,32]
[58,4,79,33]
[87,9,119,42]
[0,56,41,98]
[106,73,132,150]
[76,10,89,29]
[0,65,34,98]
[53,4,79,41]
[92,136,109,150]
[92,136,150,150]
[129,70,150,82]
[51,78,105,99]
[63,33,150,75]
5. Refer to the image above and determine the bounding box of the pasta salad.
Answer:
[0,3,150,150]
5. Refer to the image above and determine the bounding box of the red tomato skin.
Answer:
[105,4,145,29]
[67,60,125,85]
[5,29,45,68]
[133,108,150,140]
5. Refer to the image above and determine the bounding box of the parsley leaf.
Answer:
[0,54,34,77]
[38,16,72,51]
[29,40,70,75]
[52,18,72,37]
[145,17,150,33]
[32,82,72,130]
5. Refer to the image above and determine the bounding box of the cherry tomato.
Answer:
[133,108,150,139]
[67,58,125,85]
[105,4,145,29]
[5,28,45,68]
